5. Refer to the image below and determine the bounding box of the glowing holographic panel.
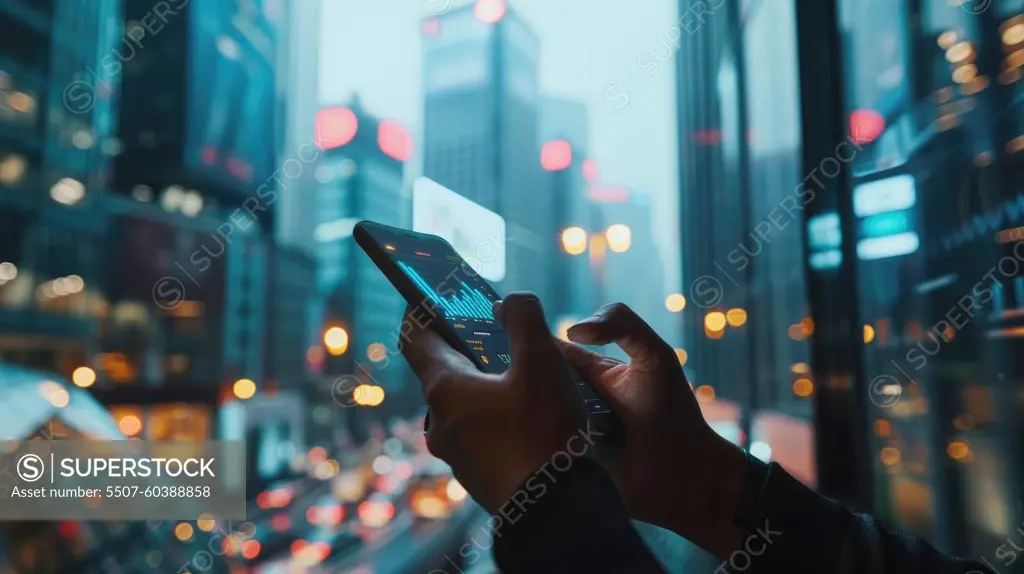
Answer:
[412,177,506,282]
[853,174,916,217]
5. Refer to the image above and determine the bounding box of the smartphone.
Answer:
[353,220,614,423]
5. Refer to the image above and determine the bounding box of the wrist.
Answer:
[662,431,748,560]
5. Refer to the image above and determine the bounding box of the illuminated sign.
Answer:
[316,107,358,150]
[377,119,413,162]
[859,210,911,238]
[853,174,916,217]
[186,0,281,187]
[587,186,630,203]
[315,218,359,243]
[853,175,918,259]
[945,193,1024,249]
[808,212,843,270]
[807,212,841,250]
[413,177,506,282]
[809,249,842,270]
[857,232,920,260]
[541,140,572,171]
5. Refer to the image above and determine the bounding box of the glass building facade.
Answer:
[680,0,1024,566]
[840,0,1024,564]
[678,0,816,485]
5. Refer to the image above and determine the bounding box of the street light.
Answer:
[324,326,349,356]
[233,378,257,400]
[704,311,727,332]
[605,224,631,253]
[665,293,686,312]
[353,384,385,407]
[560,225,632,255]
[561,227,588,255]
[561,224,631,308]
[72,366,96,388]
[726,308,748,327]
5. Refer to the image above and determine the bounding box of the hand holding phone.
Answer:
[353,221,614,421]
[397,292,604,512]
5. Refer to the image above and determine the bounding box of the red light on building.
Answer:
[474,0,506,23]
[587,186,630,203]
[271,513,291,531]
[582,158,598,182]
[694,129,722,145]
[422,18,440,36]
[241,540,261,560]
[316,107,359,150]
[378,119,413,162]
[541,139,572,171]
[226,157,252,181]
[57,521,79,538]
[849,109,885,144]
[202,146,217,165]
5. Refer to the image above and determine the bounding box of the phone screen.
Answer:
[364,225,510,374]
[362,224,610,414]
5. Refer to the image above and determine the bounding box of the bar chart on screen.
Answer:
[397,261,495,320]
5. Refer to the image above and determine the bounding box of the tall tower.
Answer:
[314,98,415,425]
[276,0,323,256]
[537,96,605,320]
[420,0,545,298]
[674,0,743,400]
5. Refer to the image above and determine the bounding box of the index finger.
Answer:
[566,302,674,366]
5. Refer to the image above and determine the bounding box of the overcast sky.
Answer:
[318,0,681,291]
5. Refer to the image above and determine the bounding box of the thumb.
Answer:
[495,292,559,365]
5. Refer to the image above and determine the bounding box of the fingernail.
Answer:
[492,300,503,320]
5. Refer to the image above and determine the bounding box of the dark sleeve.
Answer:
[491,456,666,574]
[745,463,993,574]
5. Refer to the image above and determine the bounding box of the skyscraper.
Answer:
[276,0,322,256]
[0,0,123,378]
[536,95,621,322]
[674,0,745,401]
[314,97,414,424]
[420,0,547,299]
[539,95,590,150]
[598,193,672,341]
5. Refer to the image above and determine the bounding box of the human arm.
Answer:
[560,302,994,574]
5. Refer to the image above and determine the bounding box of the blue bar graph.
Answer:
[398,261,495,320]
